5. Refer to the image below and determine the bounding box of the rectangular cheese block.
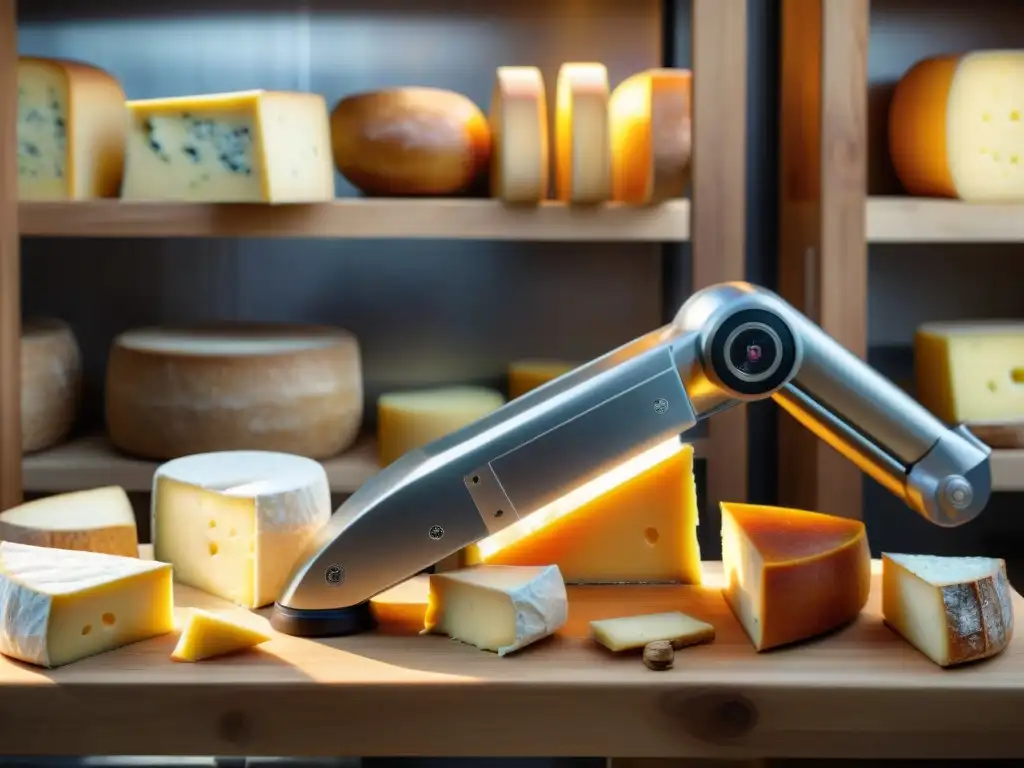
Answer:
[590,611,715,652]
[370,574,430,632]
[122,89,335,203]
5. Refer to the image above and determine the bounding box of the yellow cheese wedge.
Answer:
[489,67,549,203]
[507,359,576,399]
[889,51,1024,201]
[721,502,871,651]
[464,440,701,584]
[171,608,271,662]
[590,611,715,652]
[21,318,82,453]
[609,68,692,204]
[370,574,429,633]
[555,63,611,203]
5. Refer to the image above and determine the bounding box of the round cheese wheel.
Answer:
[22,318,82,453]
[330,87,492,196]
[105,324,363,460]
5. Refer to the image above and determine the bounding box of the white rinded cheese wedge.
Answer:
[171,608,271,662]
[153,451,332,609]
[590,611,714,652]
[489,67,549,203]
[882,553,1014,667]
[0,486,138,557]
[555,63,611,203]
[423,565,568,656]
[21,318,82,453]
[0,542,174,668]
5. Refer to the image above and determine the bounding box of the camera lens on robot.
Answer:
[722,322,783,383]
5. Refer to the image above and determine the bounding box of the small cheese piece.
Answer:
[609,68,692,204]
[370,574,430,633]
[489,67,549,203]
[377,386,505,466]
[590,611,715,653]
[889,51,1024,201]
[555,63,611,203]
[21,318,82,453]
[122,90,334,203]
[171,608,271,662]
[17,57,126,201]
[915,321,1024,424]
[464,441,701,584]
[331,87,491,196]
[423,565,567,656]
[721,502,871,652]
[0,486,138,557]
[0,542,174,668]
[508,359,576,399]
[882,553,1014,667]
[105,324,363,460]
[153,451,332,609]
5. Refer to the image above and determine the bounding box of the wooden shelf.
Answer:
[18,199,692,241]
[992,450,1024,492]
[867,197,1024,243]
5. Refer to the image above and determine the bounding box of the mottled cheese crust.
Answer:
[21,318,81,453]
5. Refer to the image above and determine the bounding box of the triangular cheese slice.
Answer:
[171,608,271,662]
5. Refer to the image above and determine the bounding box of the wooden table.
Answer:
[0,560,1022,760]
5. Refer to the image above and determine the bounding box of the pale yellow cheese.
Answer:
[370,574,430,633]
[171,608,271,662]
[555,63,611,203]
[21,318,81,453]
[590,611,715,652]
[489,67,549,203]
[508,359,576,399]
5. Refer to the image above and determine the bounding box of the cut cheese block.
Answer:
[609,68,692,204]
[330,87,491,196]
[590,611,715,652]
[171,608,271,662]
[489,67,549,203]
[0,486,138,557]
[377,386,505,466]
[0,542,174,668]
[882,553,1014,667]
[508,359,576,399]
[152,451,332,609]
[105,324,363,460]
[915,321,1024,424]
[370,574,430,633]
[555,63,611,203]
[464,440,701,584]
[122,90,334,202]
[889,51,1024,201]
[17,57,126,201]
[423,565,567,656]
[721,502,871,651]
[21,318,82,453]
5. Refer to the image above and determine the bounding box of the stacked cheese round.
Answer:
[22,318,82,453]
[105,324,363,460]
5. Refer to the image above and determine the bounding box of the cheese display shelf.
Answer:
[866,197,1024,243]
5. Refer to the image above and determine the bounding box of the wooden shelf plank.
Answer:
[992,450,1024,492]
[19,199,691,241]
[867,197,1024,243]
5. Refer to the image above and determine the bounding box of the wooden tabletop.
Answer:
[0,560,1022,760]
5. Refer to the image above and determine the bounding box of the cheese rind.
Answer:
[153,451,332,609]
[590,611,714,652]
[171,608,271,662]
[122,90,335,203]
[423,565,567,656]
[489,67,549,203]
[21,318,82,453]
[507,359,576,399]
[555,63,611,203]
[0,542,174,668]
[882,553,1013,667]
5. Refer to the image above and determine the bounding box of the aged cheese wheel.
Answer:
[489,67,549,203]
[105,324,363,460]
[22,318,82,453]
[330,87,491,196]
[555,63,611,203]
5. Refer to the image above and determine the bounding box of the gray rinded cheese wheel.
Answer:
[22,318,82,453]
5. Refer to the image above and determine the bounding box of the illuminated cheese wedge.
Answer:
[370,574,430,633]
[0,542,174,668]
[0,486,138,557]
[507,359,576,399]
[721,502,871,651]
[122,90,335,202]
[555,63,611,203]
[17,56,126,201]
[489,67,549,203]
[464,439,701,584]
[377,386,505,466]
[609,68,692,204]
[423,565,567,656]
[590,611,715,652]
[889,51,1024,201]
[882,553,1013,667]
[171,608,271,662]
[21,318,82,453]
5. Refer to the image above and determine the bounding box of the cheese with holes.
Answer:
[464,441,701,584]
[423,565,567,655]
[377,386,504,466]
[489,67,549,203]
[590,611,714,652]
[915,321,1024,423]
[152,451,332,609]
[21,318,81,453]
[371,574,430,633]
[105,324,363,460]
[122,90,334,202]
[721,502,871,651]
[889,52,1024,201]
[17,57,126,201]
[0,486,138,557]
[508,359,576,399]
[882,553,1013,667]
[171,608,271,662]
[0,542,174,668]
[555,63,611,203]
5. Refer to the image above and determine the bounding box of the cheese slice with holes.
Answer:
[171,608,271,662]
[555,63,611,203]
[590,611,715,652]
[0,542,174,668]
[489,67,549,203]
[21,318,82,453]
[152,451,332,609]
[507,359,576,399]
